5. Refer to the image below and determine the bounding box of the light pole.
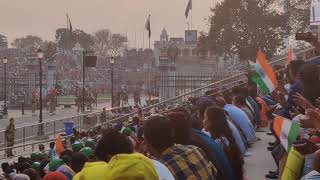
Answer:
[3,57,8,115]
[110,57,114,108]
[37,49,44,136]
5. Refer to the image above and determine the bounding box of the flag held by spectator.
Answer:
[55,134,65,156]
[249,49,278,95]
[145,15,151,38]
[287,47,296,64]
[185,0,192,18]
[273,116,300,151]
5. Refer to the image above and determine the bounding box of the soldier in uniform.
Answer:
[5,118,15,157]
[76,95,82,113]
[100,108,107,124]
[31,90,37,115]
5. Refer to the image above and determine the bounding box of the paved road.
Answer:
[0,97,145,129]
[245,131,277,180]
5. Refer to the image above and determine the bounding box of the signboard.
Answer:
[84,55,97,67]
[159,56,169,61]
[296,32,315,41]
[310,0,320,26]
[185,30,197,44]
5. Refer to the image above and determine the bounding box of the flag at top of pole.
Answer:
[66,14,72,32]
[249,49,278,95]
[145,15,151,38]
[287,46,297,64]
[185,0,192,19]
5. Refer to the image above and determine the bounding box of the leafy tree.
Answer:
[279,0,311,34]
[93,29,128,57]
[0,34,8,49]
[55,28,94,50]
[55,28,75,50]
[200,0,287,61]
[73,29,94,50]
[11,35,43,51]
[41,41,57,59]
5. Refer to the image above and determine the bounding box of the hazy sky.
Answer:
[1,0,218,48]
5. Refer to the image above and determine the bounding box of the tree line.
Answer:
[198,0,311,61]
[0,28,128,58]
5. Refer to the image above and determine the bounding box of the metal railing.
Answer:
[0,106,130,148]
[0,47,316,161]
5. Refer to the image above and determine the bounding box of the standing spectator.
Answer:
[143,115,215,180]
[5,118,15,157]
[48,142,57,160]
[31,91,37,115]
[100,108,107,124]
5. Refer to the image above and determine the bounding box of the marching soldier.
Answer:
[5,118,15,157]
[31,90,37,115]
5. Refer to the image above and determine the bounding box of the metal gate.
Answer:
[155,75,230,100]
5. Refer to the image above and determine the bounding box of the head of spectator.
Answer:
[143,115,215,179]
[18,163,31,174]
[143,115,174,156]
[105,153,158,180]
[165,112,191,145]
[23,168,40,180]
[13,174,30,180]
[31,162,40,173]
[9,118,14,125]
[233,95,247,108]
[60,155,71,166]
[232,86,248,97]
[2,162,15,176]
[204,106,244,179]
[49,142,55,150]
[43,172,67,180]
[198,100,215,123]
[39,160,49,178]
[287,60,305,84]
[38,144,45,153]
[299,64,320,105]
[70,153,88,173]
[215,96,227,108]
[79,147,94,160]
[94,130,133,162]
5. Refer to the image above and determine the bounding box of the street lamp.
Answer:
[110,57,114,108]
[37,48,44,136]
[3,57,8,115]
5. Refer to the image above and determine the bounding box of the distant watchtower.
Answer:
[160,28,169,42]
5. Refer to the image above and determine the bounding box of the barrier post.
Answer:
[23,127,26,151]
[54,120,56,137]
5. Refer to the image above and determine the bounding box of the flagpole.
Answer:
[143,32,145,49]
[66,13,69,29]
[191,7,193,30]
[148,14,151,105]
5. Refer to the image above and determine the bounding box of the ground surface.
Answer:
[245,132,277,180]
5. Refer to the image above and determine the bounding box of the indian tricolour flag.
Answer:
[250,50,278,95]
[273,116,300,151]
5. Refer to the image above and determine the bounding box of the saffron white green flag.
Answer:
[250,50,278,95]
[273,116,300,151]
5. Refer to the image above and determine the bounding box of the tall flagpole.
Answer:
[66,13,69,29]
[190,7,192,30]
[148,14,151,104]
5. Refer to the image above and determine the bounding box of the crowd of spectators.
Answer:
[0,58,319,180]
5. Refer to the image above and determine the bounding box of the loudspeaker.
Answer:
[84,56,97,67]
